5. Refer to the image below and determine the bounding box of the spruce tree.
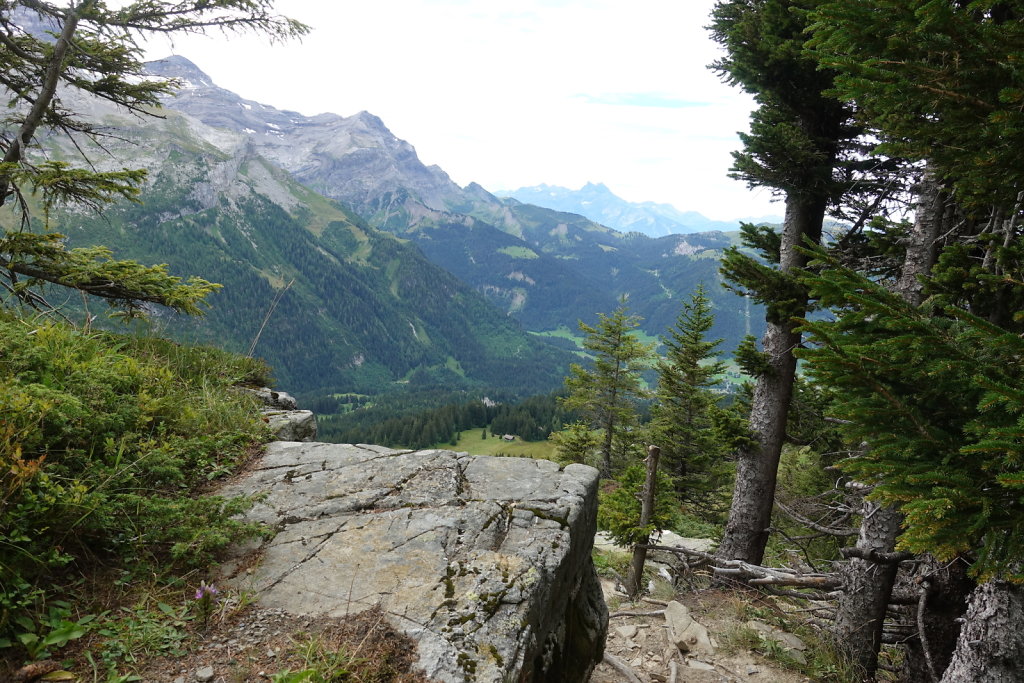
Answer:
[710,0,855,563]
[804,4,1024,676]
[800,260,1024,584]
[561,298,654,478]
[649,285,732,508]
[549,421,598,466]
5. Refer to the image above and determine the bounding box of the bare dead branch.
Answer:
[917,582,940,683]
[840,547,915,564]
[602,653,644,683]
[775,499,859,536]
[762,587,842,601]
[609,609,665,619]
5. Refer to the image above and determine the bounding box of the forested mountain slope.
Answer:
[147,57,763,349]
[28,87,573,396]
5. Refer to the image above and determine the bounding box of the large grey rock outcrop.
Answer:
[219,442,608,682]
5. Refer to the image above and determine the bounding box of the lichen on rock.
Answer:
[219,443,608,682]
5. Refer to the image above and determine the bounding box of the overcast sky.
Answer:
[141,0,781,221]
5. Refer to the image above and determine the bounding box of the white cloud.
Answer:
[141,0,781,221]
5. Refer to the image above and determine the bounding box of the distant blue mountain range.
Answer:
[496,182,781,237]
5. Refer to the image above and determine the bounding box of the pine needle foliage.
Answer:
[561,298,654,478]
[720,223,808,324]
[798,256,1024,581]
[809,0,1024,211]
[0,0,307,315]
[597,465,679,548]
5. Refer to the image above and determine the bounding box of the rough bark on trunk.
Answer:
[833,501,905,680]
[627,445,660,598]
[896,171,943,303]
[716,192,825,564]
[600,412,615,479]
[941,581,1024,683]
[715,318,799,563]
[0,5,82,207]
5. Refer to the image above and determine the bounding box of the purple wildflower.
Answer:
[194,581,219,630]
[195,581,219,601]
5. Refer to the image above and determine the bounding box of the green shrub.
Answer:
[597,465,681,547]
[0,313,270,646]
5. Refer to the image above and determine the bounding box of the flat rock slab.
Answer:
[219,442,607,682]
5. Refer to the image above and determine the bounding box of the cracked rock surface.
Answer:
[219,442,608,682]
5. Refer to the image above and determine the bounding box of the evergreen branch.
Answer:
[0,232,220,315]
[0,26,43,63]
[0,0,82,204]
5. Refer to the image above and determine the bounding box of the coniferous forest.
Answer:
[549,2,1024,680]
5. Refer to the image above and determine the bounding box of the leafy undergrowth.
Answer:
[0,311,282,678]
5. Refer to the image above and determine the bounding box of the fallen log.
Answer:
[641,543,842,590]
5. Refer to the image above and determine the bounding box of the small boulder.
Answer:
[685,659,716,671]
[615,624,639,639]
[265,409,316,442]
[665,601,715,655]
[655,530,716,553]
[244,386,298,410]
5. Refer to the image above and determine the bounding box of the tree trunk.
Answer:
[716,192,825,563]
[832,170,950,678]
[627,446,660,598]
[941,581,1024,683]
[900,556,973,683]
[600,382,619,478]
[833,500,905,680]
[0,5,82,207]
[896,170,943,304]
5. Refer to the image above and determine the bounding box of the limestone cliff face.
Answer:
[219,442,608,682]
[145,56,472,217]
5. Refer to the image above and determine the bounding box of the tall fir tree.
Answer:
[805,3,1024,677]
[709,0,856,563]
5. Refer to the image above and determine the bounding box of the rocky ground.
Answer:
[588,530,819,683]
[11,565,819,683]
[4,425,823,683]
[590,581,813,683]
[14,584,813,683]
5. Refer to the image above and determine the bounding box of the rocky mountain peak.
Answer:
[145,55,214,89]
[147,57,470,215]
[351,110,387,130]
